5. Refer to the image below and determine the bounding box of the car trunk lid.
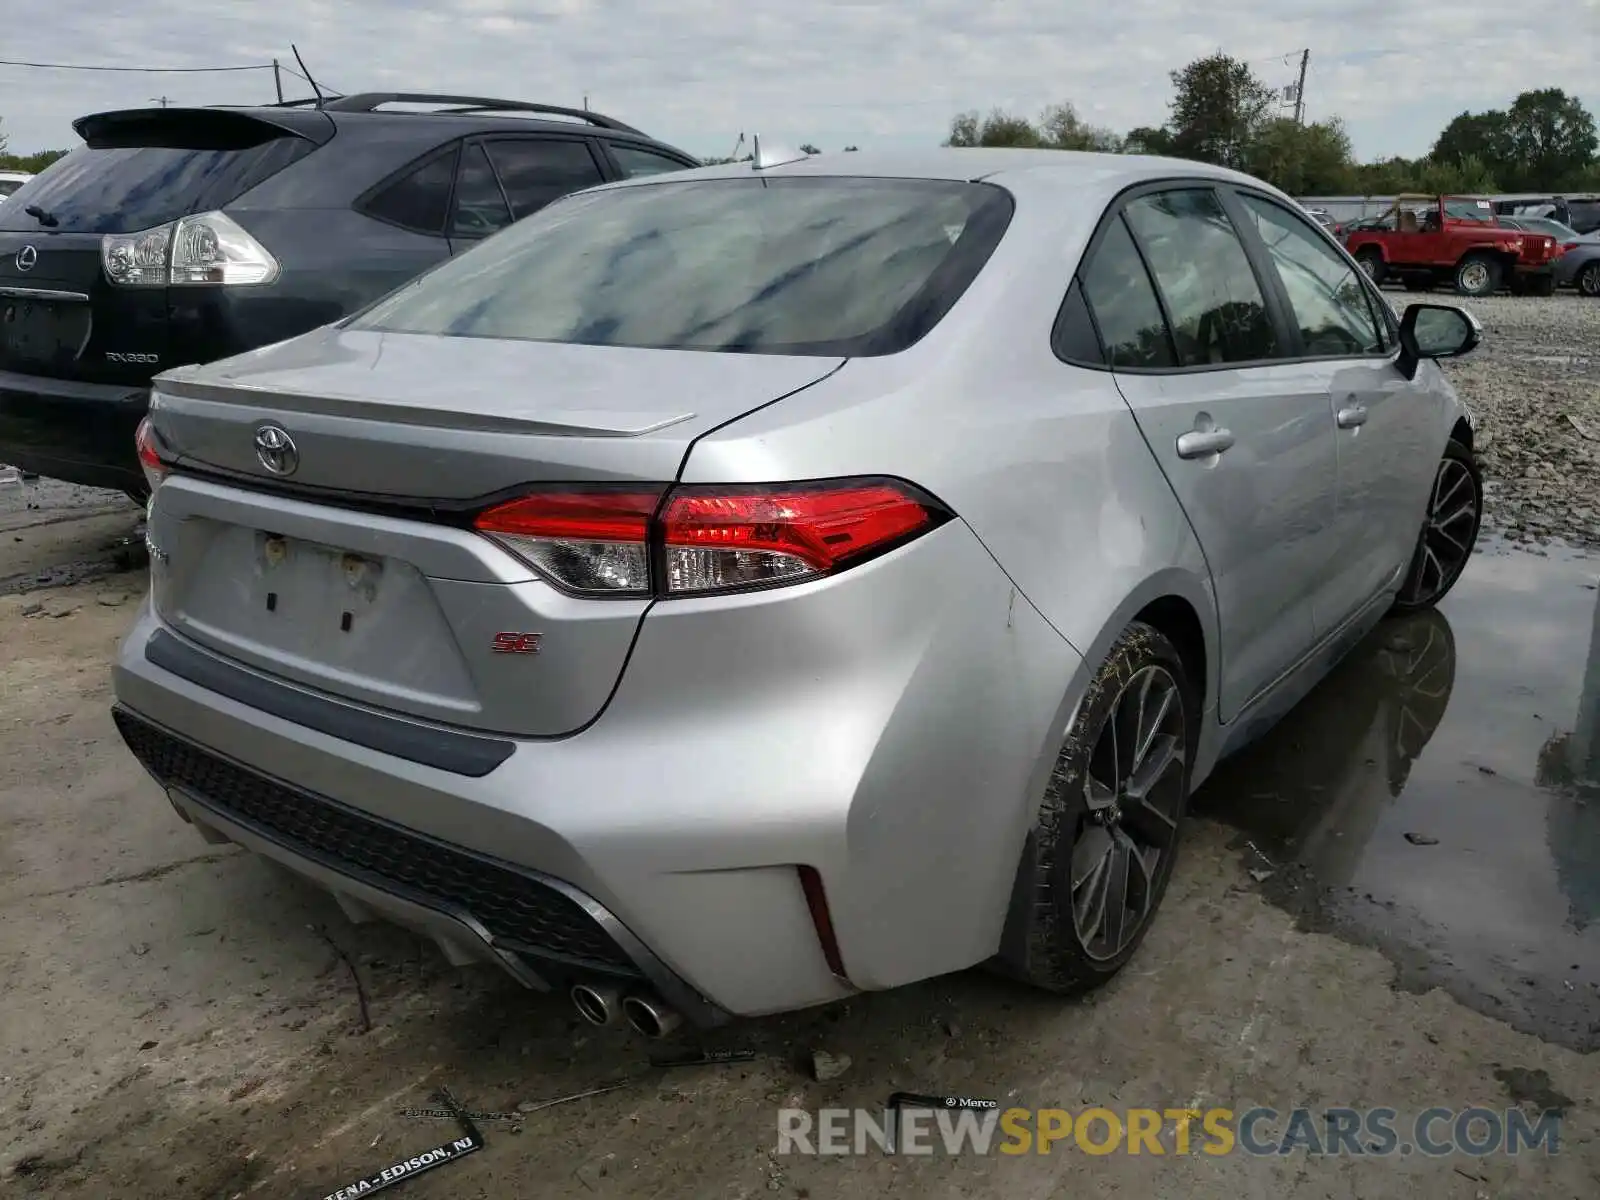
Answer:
[146,331,844,738]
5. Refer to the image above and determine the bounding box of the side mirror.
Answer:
[1397,303,1481,380]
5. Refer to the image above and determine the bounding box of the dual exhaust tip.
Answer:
[570,982,682,1039]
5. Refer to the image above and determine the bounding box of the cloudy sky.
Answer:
[2,2,1594,162]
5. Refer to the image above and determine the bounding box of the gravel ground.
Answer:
[1418,290,1600,549]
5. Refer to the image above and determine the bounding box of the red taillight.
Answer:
[659,480,937,595]
[473,478,945,598]
[134,416,168,493]
[473,488,662,597]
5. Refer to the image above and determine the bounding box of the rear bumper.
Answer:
[113,704,730,1027]
[110,519,1084,1017]
[0,369,148,491]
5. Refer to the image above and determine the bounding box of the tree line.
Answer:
[0,120,69,175]
[943,53,1600,197]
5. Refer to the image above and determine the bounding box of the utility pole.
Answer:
[1293,49,1309,125]
[273,58,284,103]
[582,94,589,111]
[150,96,170,108]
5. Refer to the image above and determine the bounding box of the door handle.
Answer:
[1176,429,1235,459]
[1336,403,1369,429]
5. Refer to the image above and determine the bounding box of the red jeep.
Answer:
[1344,194,1559,296]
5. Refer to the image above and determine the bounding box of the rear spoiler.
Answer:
[73,106,336,150]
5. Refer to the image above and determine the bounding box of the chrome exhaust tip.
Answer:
[621,992,682,1039]
[571,982,623,1026]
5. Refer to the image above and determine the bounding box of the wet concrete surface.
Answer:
[1197,537,1600,1052]
[4,496,1600,1196]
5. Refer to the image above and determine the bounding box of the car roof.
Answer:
[593,146,1287,206]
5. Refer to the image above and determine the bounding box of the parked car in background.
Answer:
[1499,216,1600,297]
[0,93,698,499]
[1333,211,1404,237]
[0,171,33,199]
[115,148,1484,1031]
[1345,193,1559,295]
[1492,196,1600,236]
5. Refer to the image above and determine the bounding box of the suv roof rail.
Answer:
[268,96,347,109]
[316,92,641,133]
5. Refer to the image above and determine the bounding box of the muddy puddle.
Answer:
[1197,537,1600,1051]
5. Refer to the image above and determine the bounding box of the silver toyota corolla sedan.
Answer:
[112,148,1484,1036]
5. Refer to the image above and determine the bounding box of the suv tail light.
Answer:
[134,416,169,494]
[103,212,279,287]
[473,478,949,599]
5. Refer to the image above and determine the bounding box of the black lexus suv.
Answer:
[0,93,699,498]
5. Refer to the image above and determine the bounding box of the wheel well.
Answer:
[1134,596,1207,707]
[1450,416,1473,453]
[1457,248,1515,272]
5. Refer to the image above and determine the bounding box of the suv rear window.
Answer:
[349,177,1014,356]
[0,138,313,234]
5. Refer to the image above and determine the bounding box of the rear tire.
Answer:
[1001,622,1195,993]
[1355,248,1386,286]
[1454,253,1501,297]
[1391,439,1482,614]
[1578,262,1600,298]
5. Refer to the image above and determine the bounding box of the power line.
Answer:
[0,57,271,74]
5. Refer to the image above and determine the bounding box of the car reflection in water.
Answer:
[1198,608,1457,889]
[1536,585,1600,932]
[1197,573,1600,1051]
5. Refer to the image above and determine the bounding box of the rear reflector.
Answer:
[797,866,850,981]
[474,478,947,599]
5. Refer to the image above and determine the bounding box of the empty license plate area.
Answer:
[0,297,90,371]
[164,521,480,716]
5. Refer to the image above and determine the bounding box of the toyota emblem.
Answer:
[15,245,37,272]
[253,423,299,476]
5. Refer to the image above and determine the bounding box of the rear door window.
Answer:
[449,143,512,238]
[358,145,459,235]
[1123,189,1281,367]
[481,139,604,220]
[0,138,314,234]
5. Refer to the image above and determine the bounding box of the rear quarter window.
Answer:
[357,144,460,235]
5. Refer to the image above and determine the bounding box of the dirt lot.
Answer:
[2,294,1598,1198]
[1429,291,1600,549]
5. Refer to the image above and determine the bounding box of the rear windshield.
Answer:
[349,176,1015,356]
[0,138,313,234]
